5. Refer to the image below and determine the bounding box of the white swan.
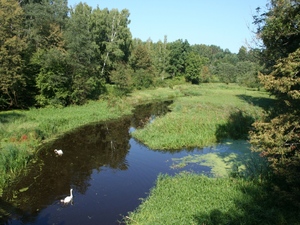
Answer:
[54,149,63,156]
[61,189,73,204]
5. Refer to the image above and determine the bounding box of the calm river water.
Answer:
[1,101,232,225]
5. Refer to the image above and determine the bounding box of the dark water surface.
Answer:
[1,101,212,225]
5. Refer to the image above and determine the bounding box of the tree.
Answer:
[0,0,27,108]
[253,0,300,68]
[91,8,132,82]
[185,52,208,84]
[64,2,101,105]
[237,46,248,61]
[168,39,190,77]
[250,0,300,199]
[151,35,170,80]
[130,44,152,72]
[22,0,69,107]
[129,43,154,89]
[110,63,133,96]
[215,63,237,84]
[236,61,261,88]
[22,0,68,50]
[33,48,71,107]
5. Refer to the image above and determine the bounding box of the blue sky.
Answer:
[68,0,269,53]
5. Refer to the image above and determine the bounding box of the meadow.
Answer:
[0,83,270,191]
[126,84,300,224]
[2,83,299,224]
[132,83,272,149]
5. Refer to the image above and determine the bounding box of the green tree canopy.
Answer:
[168,39,190,76]
[185,52,208,84]
[0,0,27,108]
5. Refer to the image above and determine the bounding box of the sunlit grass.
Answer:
[132,83,270,149]
[126,87,183,105]
[0,86,187,192]
[125,173,299,225]
[0,99,133,191]
[0,83,274,194]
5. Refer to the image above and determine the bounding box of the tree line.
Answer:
[0,0,261,109]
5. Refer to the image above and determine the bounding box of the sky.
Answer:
[67,0,269,53]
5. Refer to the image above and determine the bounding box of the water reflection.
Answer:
[1,101,178,224]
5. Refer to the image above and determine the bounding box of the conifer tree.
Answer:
[250,0,300,198]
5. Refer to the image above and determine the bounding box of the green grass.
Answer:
[0,87,185,193]
[125,173,300,225]
[0,100,133,191]
[132,83,272,149]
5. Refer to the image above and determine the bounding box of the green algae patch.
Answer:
[171,140,258,177]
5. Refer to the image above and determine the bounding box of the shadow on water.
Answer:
[3,101,204,224]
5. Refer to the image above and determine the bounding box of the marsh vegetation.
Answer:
[2,83,299,224]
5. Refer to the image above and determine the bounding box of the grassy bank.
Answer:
[125,173,300,225]
[132,83,272,149]
[125,84,300,224]
[0,83,271,191]
[0,88,184,193]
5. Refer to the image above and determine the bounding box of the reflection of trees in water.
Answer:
[1,117,132,222]
[131,101,172,129]
[1,100,172,224]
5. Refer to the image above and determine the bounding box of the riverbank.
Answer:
[125,84,300,224]
[3,83,297,225]
[132,83,271,149]
[0,87,184,193]
[0,83,269,190]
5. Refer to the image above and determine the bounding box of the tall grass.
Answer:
[125,84,296,225]
[132,83,270,149]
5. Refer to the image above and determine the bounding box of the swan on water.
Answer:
[61,189,73,204]
[54,149,63,156]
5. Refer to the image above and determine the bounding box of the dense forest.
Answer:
[0,0,261,109]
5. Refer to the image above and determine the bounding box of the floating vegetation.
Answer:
[171,140,250,177]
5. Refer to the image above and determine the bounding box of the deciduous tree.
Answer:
[0,0,27,108]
